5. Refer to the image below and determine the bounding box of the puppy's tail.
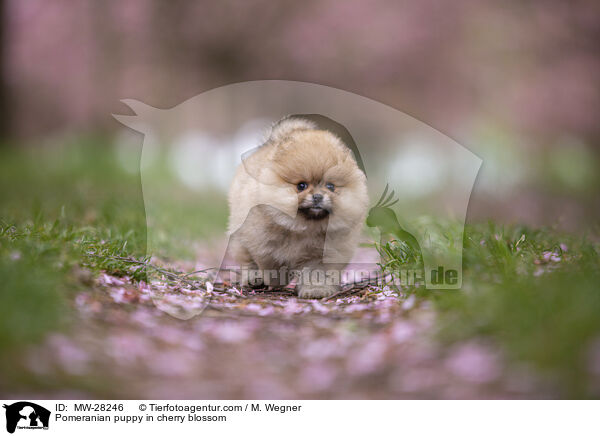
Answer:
[269,116,317,143]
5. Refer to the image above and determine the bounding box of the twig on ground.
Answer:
[323,274,384,301]
[92,254,391,303]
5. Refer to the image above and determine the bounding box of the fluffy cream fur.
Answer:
[227,117,368,298]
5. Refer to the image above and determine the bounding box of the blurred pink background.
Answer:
[2,0,599,226]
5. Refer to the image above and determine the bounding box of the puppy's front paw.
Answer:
[297,284,339,299]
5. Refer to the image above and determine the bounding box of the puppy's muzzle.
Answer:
[299,194,331,220]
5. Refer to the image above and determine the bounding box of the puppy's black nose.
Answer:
[312,194,323,204]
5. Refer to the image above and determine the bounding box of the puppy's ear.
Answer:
[241,116,317,185]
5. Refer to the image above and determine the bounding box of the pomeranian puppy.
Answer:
[227,116,368,298]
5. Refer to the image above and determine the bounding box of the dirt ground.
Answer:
[17,260,555,400]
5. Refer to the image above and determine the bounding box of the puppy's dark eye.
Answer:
[297,182,308,192]
[326,183,335,192]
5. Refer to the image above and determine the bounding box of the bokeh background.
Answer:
[1,0,599,399]
[3,0,599,229]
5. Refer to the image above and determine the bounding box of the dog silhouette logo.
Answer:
[3,402,50,433]
[114,80,481,318]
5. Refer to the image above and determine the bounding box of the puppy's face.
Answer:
[295,179,334,221]
[267,130,368,230]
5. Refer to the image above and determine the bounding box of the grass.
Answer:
[0,139,599,397]
[0,139,230,357]
[0,141,144,356]
[413,225,599,397]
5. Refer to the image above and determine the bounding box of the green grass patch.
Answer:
[379,223,600,397]
[0,139,229,362]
